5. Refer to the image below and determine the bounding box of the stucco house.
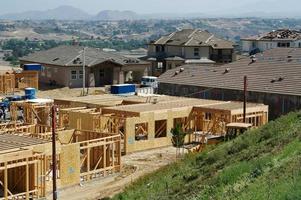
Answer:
[19,45,150,87]
[241,29,301,54]
[158,48,301,119]
[145,29,235,76]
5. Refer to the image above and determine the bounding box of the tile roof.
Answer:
[153,29,234,49]
[158,48,301,96]
[20,45,148,67]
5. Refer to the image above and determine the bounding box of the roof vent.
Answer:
[174,71,179,75]
[271,78,277,83]
[249,55,257,65]
[223,68,231,74]
[52,57,59,61]
[278,77,284,81]
[180,67,185,72]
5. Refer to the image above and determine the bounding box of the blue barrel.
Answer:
[111,84,136,94]
[24,88,36,99]
[23,64,42,71]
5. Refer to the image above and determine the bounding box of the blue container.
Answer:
[111,84,136,94]
[24,88,36,99]
[5,95,22,101]
[23,64,42,71]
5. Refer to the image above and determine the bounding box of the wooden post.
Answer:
[87,147,90,181]
[26,158,29,200]
[103,145,106,176]
[51,106,58,200]
[243,76,247,123]
[4,162,8,200]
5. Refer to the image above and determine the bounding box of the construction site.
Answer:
[0,83,269,199]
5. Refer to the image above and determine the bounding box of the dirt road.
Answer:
[47,147,178,200]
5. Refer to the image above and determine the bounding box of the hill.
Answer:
[0,5,91,20]
[95,10,139,21]
[112,112,301,200]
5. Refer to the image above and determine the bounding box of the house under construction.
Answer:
[0,99,121,200]
[54,94,268,154]
[0,94,268,199]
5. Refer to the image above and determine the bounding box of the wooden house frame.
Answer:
[0,71,39,95]
[56,98,268,154]
[0,135,48,200]
[10,101,52,126]
[0,129,121,200]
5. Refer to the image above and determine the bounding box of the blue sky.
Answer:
[0,0,299,15]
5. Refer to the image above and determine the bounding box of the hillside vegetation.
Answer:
[112,112,301,200]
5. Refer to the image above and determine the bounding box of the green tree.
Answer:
[171,124,186,148]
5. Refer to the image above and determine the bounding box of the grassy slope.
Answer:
[112,112,301,200]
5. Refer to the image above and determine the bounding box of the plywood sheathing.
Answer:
[14,71,39,90]
[55,94,269,154]
[54,94,185,109]
[60,144,80,187]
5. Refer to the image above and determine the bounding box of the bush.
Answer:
[171,124,187,147]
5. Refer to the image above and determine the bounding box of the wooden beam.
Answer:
[26,158,29,200]
[4,162,8,200]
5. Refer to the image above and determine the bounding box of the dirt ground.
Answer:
[47,147,179,200]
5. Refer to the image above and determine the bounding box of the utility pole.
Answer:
[51,106,57,200]
[243,76,247,123]
[82,47,86,96]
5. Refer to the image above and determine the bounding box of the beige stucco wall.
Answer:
[166,60,185,70]
[147,44,156,56]
[166,46,182,57]
[20,60,150,88]
[184,47,210,59]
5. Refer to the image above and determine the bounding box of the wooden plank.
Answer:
[60,144,81,187]
[26,158,29,200]
[4,162,7,200]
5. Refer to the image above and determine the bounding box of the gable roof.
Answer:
[242,29,301,41]
[19,45,148,67]
[152,29,234,49]
[158,48,301,96]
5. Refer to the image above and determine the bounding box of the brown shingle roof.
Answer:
[20,45,148,67]
[158,48,301,96]
[153,29,234,49]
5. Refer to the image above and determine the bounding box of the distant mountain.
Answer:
[0,5,91,20]
[94,10,139,21]
[2,5,299,21]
